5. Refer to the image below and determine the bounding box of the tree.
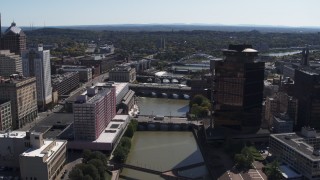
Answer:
[234,146,254,170]
[69,167,84,180]
[264,160,282,180]
[124,123,134,138]
[113,146,128,163]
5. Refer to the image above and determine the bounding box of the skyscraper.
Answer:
[22,45,52,109]
[213,45,265,131]
[1,22,26,55]
[294,68,320,130]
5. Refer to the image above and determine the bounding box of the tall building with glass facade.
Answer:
[213,45,265,131]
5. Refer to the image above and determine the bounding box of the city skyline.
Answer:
[0,0,320,27]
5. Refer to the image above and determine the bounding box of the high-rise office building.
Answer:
[1,22,26,55]
[294,68,320,130]
[0,50,22,77]
[213,45,265,131]
[73,84,116,141]
[0,100,11,132]
[22,45,52,109]
[0,75,37,129]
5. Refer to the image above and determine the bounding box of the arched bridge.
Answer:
[136,75,189,84]
[129,83,193,98]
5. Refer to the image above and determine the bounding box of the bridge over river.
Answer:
[117,162,206,180]
[129,83,193,98]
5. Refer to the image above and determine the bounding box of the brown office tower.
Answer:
[213,45,264,132]
[2,22,26,55]
[294,69,320,130]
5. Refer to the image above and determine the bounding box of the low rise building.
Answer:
[52,72,80,96]
[109,65,136,83]
[270,127,320,179]
[59,65,92,82]
[0,131,67,180]
[272,113,294,133]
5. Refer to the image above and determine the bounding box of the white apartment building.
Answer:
[22,45,52,109]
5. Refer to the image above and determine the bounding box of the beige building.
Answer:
[0,131,67,180]
[0,76,37,129]
[0,50,22,77]
[20,132,67,180]
[109,65,136,83]
[0,101,12,132]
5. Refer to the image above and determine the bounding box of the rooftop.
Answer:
[4,22,23,35]
[271,130,320,160]
[94,115,129,143]
[0,131,26,138]
[51,72,78,84]
[21,140,66,162]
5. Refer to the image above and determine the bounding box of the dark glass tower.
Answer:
[213,45,265,132]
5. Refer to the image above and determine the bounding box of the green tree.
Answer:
[113,146,128,163]
[124,123,134,138]
[264,160,282,180]
[234,146,254,170]
[69,167,84,180]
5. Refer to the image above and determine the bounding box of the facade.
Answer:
[0,76,37,129]
[20,133,67,180]
[270,127,320,180]
[109,65,136,83]
[294,69,320,130]
[59,65,92,82]
[79,54,116,74]
[0,50,22,77]
[73,84,116,141]
[1,22,26,55]
[22,45,53,109]
[272,113,293,133]
[0,101,11,132]
[0,131,67,180]
[265,92,298,128]
[52,72,80,96]
[213,45,265,130]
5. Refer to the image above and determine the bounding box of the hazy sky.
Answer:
[1,0,319,27]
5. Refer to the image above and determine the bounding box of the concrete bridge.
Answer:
[129,83,193,98]
[117,162,206,180]
[136,75,189,84]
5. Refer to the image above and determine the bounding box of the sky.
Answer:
[1,0,320,27]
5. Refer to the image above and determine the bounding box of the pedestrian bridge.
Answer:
[117,162,206,180]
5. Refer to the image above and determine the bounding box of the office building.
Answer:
[1,22,26,55]
[213,45,265,131]
[270,127,320,180]
[0,76,37,129]
[109,65,136,83]
[73,84,116,141]
[0,50,22,77]
[59,65,92,82]
[22,45,53,109]
[272,113,293,133]
[294,69,320,130]
[265,92,298,128]
[52,72,80,96]
[79,54,116,74]
[0,101,11,132]
[0,131,67,180]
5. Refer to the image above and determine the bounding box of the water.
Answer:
[171,65,210,72]
[120,132,211,180]
[262,50,301,57]
[136,97,189,117]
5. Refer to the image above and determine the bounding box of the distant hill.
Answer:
[3,24,319,33]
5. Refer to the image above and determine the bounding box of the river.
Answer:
[136,97,189,117]
[119,131,211,180]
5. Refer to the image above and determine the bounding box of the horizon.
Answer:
[1,0,320,27]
